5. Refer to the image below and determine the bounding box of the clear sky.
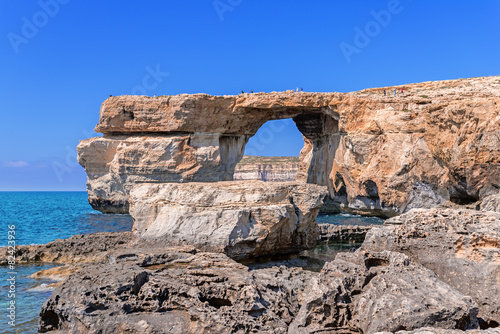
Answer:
[1,0,499,191]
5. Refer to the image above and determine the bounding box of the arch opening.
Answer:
[229,112,340,191]
[233,119,303,182]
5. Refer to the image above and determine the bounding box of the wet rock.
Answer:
[129,181,327,260]
[361,208,500,327]
[318,223,372,243]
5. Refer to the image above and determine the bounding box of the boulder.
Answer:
[361,208,500,327]
[289,250,479,334]
[129,181,327,260]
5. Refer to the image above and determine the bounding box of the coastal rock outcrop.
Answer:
[33,208,499,333]
[129,181,327,260]
[361,208,500,327]
[78,76,500,216]
[38,249,317,334]
[0,232,132,265]
[289,250,479,333]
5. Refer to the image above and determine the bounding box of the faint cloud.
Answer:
[0,161,29,167]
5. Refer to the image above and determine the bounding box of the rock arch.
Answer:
[78,79,500,216]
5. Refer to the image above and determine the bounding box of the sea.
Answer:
[0,192,384,333]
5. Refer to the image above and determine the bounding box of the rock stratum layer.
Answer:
[78,76,500,215]
[233,156,300,181]
[129,181,327,260]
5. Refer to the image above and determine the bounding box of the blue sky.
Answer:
[0,0,499,191]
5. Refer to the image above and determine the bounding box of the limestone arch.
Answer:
[222,110,340,196]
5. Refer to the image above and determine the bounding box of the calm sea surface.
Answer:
[0,192,383,333]
[0,192,133,334]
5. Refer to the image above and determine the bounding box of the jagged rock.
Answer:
[129,181,327,260]
[78,76,500,215]
[361,209,500,327]
[481,194,500,212]
[317,223,372,243]
[289,250,479,334]
[0,232,132,265]
[375,328,500,334]
[38,249,317,334]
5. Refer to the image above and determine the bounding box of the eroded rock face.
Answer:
[129,181,327,260]
[317,223,372,243]
[361,208,500,327]
[289,250,478,334]
[38,249,317,334]
[481,194,500,213]
[77,134,248,213]
[32,209,499,333]
[78,76,500,216]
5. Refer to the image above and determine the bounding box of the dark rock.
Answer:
[39,249,317,333]
[361,208,500,327]
[0,232,133,265]
[289,250,479,334]
[318,223,372,243]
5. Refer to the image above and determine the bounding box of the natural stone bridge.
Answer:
[78,76,500,217]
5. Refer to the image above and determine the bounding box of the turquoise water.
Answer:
[0,192,133,334]
[0,192,383,333]
[316,212,385,226]
[0,192,133,247]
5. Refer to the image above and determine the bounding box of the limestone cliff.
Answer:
[233,156,300,181]
[78,76,500,216]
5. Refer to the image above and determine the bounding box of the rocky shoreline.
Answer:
[5,76,499,333]
[2,202,498,333]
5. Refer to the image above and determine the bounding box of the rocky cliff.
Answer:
[78,76,500,216]
[233,156,300,181]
